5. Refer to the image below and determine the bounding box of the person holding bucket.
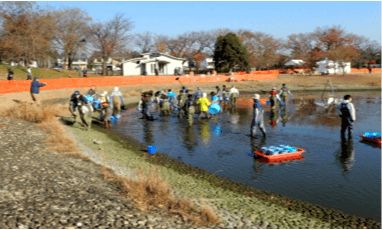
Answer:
[251,94,266,138]
[269,87,281,110]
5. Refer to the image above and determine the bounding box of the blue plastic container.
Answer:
[266,101,270,105]
[115,114,121,119]
[225,97,229,101]
[209,104,221,114]
[85,95,94,102]
[93,102,100,109]
[110,116,115,123]
[148,146,157,154]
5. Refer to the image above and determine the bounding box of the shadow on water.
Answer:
[112,91,381,221]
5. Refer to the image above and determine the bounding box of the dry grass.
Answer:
[99,150,220,226]
[0,123,10,129]
[129,91,141,96]
[0,102,88,160]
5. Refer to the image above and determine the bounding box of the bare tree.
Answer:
[134,31,155,53]
[0,2,56,65]
[52,7,92,70]
[89,13,134,76]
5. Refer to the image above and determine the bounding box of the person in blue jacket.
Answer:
[30,77,47,105]
[251,94,266,138]
[336,95,356,140]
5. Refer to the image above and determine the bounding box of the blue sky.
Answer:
[39,1,381,42]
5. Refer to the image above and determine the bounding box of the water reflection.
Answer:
[250,137,267,179]
[143,120,154,145]
[279,108,289,127]
[199,121,211,144]
[182,125,197,151]
[338,138,355,172]
[269,110,279,128]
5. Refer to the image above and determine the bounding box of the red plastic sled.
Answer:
[254,148,306,163]
[361,135,381,147]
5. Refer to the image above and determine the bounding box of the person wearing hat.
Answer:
[197,93,211,119]
[69,90,90,125]
[279,83,293,106]
[87,85,99,99]
[30,77,47,105]
[110,87,125,116]
[251,94,266,137]
[269,87,281,110]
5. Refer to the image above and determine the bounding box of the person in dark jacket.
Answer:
[8,69,14,80]
[251,94,266,138]
[336,95,356,140]
[82,68,87,78]
[70,91,90,125]
[30,77,47,105]
[182,94,195,125]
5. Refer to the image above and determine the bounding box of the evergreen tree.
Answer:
[213,33,249,72]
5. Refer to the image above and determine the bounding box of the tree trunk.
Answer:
[102,57,107,76]
[68,53,73,70]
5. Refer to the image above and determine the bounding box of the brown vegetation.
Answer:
[100,149,220,226]
[0,102,87,160]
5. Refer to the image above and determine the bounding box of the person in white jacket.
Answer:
[228,86,239,107]
[336,95,356,140]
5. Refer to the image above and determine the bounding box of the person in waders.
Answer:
[110,87,125,116]
[251,94,266,138]
[159,92,170,116]
[177,90,187,118]
[140,92,154,120]
[69,91,91,127]
[336,95,356,141]
[182,94,195,125]
[229,86,239,108]
[278,83,293,106]
[268,87,281,110]
[197,93,211,120]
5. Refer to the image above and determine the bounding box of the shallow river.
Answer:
[113,90,381,221]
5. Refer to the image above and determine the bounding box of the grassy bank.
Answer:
[63,109,381,229]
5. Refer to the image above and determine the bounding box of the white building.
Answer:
[55,58,88,70]
[285,59,305,66]
[200,57,215,70]
[315,59,351,74]
[122,53,187,76]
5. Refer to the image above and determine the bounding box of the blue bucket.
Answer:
[209,104,221,114]
[85,95,94,102]
[110,116,115,123]
[266,101,270,105]
[148,146,157,154]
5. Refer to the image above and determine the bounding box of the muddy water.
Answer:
[114,91,381,221]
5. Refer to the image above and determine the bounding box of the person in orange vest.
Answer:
[268,87,281,110]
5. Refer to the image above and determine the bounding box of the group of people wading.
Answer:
[137,85,243,125]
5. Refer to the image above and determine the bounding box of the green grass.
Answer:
[0,65,102,80]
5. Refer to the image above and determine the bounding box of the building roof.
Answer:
[285,59,305,66]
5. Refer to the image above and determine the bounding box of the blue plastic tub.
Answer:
[209,104,221,114]
[266,101,270,105]
[85,95,94,102]
[110,116,115,123]
[148,146,157,154]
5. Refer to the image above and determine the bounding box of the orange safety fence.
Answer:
[0,73,277,95]
[351,68,381,73]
